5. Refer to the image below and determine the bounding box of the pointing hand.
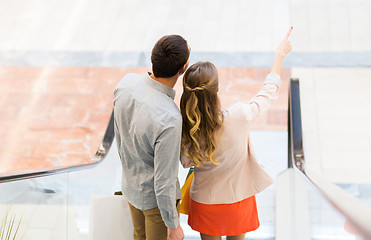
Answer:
[276,27,293,57]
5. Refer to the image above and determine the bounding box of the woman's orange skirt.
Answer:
[188,195,260,236]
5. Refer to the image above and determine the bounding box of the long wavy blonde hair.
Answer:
[180,62,223,167]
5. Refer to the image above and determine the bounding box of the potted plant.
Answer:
[0,207,23,240]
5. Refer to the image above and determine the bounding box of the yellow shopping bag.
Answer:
[179,168,194,215]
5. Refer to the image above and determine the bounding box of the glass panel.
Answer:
[248,131,288,240]
[0,145,122,240]
[336,183,371,208]
[1,131,287,240]
[303,174,364,240]
[0,173,69,240]
[65,144,122,239]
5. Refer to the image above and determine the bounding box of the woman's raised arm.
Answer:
[270,27,293,76]
[234,28,293,122]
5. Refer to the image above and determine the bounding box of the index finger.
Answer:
[285,27,293,39]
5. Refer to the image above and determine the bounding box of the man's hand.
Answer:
[167,224,184,240]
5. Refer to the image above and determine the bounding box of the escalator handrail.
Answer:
[0,111,115,184]
[289,79,371,239]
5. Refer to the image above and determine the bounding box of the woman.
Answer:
[180,28,293,240]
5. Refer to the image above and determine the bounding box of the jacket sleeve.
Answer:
[237,73,281,122]
[180,154,194,168]
[180,146,195,168]
[153,116,182,229]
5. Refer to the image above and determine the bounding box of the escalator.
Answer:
[1,80,370,240]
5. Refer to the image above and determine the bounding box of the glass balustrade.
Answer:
[300,171,363,240]
[0,173,69,239]
[0,142,122,240]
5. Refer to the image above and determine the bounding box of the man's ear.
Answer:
[178,63,188,75]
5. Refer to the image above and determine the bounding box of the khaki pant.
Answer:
[128,202,167,240]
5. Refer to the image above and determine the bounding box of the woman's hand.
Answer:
[270,27,293,76]
[276,27,293,57]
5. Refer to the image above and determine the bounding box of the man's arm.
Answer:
[153,116,184,239]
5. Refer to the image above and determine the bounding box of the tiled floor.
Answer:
[292,67,371,184]
[0,66,290,174]
[1,0,370,53]
[0,0,289,52]
[0,66,124,174]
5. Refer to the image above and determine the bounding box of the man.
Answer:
[113,35,190,240]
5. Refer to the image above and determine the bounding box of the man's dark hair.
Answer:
[151,35,190,78]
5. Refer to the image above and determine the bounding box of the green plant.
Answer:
[0,207,23,240]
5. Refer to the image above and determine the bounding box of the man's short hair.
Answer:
[151,35,190,78]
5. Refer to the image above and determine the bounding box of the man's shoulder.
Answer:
[123,73,143,80]
[155,104,181,129]
[115,73,144,90]
[166,111,182,123]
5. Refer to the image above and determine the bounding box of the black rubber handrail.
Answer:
[289,79,304,171]
[289,79,371,239]
[0,111,115,184]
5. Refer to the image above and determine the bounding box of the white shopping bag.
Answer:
[89,194,134,240]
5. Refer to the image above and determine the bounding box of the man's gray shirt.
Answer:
[113,72,182,228]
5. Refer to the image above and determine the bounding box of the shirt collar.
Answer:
[144,72,176,100]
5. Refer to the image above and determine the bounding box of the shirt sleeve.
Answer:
[237,73,281,122]
[113,89,122,159]
[153,116,181,229]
